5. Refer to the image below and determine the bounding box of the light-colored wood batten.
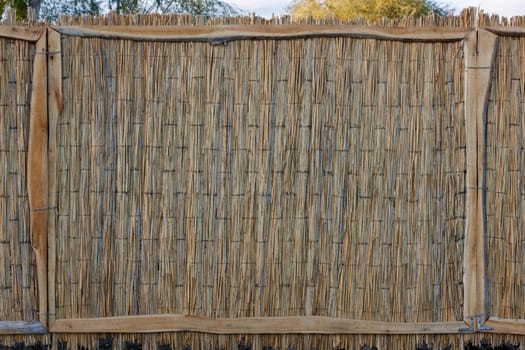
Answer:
[484,317,525,335]
[47,28,62,331]
[463,29,498,324]
[27,30,49,330]
[483,26,525,36]
[52,25,470,42]
[51,315,467,334]
[0,25,43,41]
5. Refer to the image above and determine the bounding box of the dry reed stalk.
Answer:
[0,334,50,347]
[49,9,525,30]
[56,9,489,28]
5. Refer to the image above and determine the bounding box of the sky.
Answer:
[227,0,525,19]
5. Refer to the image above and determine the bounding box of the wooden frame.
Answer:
[44,24,474,336]
[4,22,525,336]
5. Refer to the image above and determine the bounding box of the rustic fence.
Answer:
[1,9,525,349]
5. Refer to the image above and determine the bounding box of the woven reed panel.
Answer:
[0,38,38,321]
[486,36,525,320]
[54,35,465,322]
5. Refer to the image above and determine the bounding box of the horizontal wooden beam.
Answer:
[484,317,525,335]
[53,25,470,42]
[51,315,467,334]
[3,24,525,43]
[0,321,47,334]
[483,26,525,36]
[0,25,44,41]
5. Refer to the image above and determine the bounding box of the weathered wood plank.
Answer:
[484,317,525,335]
[28,32,48,329]
[0,25,43,41]
[463,29,498,323]
[0,322,47,334]
[483,26,525,37]
[53,25,470,42]
[47,28,62,330]
[51,315,467,334]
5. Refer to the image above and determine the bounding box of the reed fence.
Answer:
[1,9,525,350]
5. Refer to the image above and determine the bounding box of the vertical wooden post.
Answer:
[463,28,498,325]
[28,32,48,328]
[47,28,62,330]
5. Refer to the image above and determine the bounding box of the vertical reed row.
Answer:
[0,38,38,322]
[486,36,525,320]
[53,332,470,350]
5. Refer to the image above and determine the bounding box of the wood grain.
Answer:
[27,32,48,329]
[52,25,470,42]
[463,29,498,322]
[0,321,47,334]
[484,317,525,335]
[47,28,62,330]
[51,315,467,334]
[483,26,525,36]
[0,25,43,41]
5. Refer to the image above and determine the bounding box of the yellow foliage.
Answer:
[288,0,441,21]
